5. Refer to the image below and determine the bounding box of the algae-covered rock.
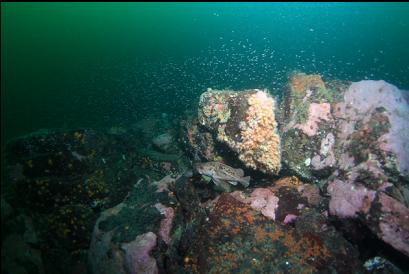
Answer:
[182,116,224,162]
[1,214,45,274]
[88,178,175,274]
[198,88,281,175]
[182,190,363,273]
[279,73,341,181]
[279,75,409,257]
[3,128,174,274]
[325,80,409,256]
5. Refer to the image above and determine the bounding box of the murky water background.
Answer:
[2,2,409,151]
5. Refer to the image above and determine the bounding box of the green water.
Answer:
[2,2,409,150]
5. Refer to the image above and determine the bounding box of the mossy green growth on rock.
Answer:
[295,101,311,124]
[171,225,183,244]
[314,86,343,104]
[98,180,165,243]
[348,110,391,166]
[315,87,334,103]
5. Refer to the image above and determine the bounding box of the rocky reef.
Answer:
[187,73,409,264]
[278,75,409,258]
[2,126,189,274]
[2,73,409,274]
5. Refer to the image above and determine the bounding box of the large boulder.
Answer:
[197,88,281,175]
[279,72,343,181]
[88,178,177,274]
[333,80,409,190]
[325,80,409,257]
[280,75,409,190]
[280,75,409,257]
[327,180,409,257]
[181,178,364,273]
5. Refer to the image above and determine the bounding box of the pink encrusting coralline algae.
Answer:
[336,80,409,177]
[249,188,280,220]
[327,180,376,218]
[283,214,298,224]
[376,193,409,257]
[155,203,175,245]
[121,232,158,274]
[294,102,332,137]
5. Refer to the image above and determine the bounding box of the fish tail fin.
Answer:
[240,176,251,188]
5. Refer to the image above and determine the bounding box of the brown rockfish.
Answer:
[194,162,250,188]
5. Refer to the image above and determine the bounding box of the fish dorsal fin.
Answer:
[235,168,244,177]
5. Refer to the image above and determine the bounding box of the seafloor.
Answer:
[2,72,409,274]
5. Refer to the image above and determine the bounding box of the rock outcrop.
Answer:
[196,89,281,175]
